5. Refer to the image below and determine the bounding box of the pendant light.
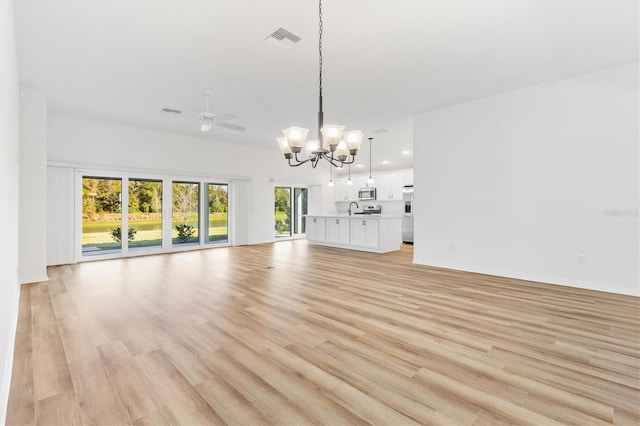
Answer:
[328,164,334,187]
[367,137,375,185]
[347,163,353,185]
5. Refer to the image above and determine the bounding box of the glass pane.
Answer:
[274,187,291,237]
[293,188,308,235]
[128,179,162,249]
[82,177,122,255]
[207,184,228,243]
[172,181,200,245]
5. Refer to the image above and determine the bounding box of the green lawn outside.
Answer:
[82,213,228,250]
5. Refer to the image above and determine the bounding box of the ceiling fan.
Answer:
[184,90,245,132]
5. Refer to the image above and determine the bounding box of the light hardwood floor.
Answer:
[6,241,640,425]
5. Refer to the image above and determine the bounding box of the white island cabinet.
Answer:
[305,214,402,253]
[306,216,326,241]
[326,217,350,244]
[351,217,379,248]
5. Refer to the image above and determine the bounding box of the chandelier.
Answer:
[276,0,364,168]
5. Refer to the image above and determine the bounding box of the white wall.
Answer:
[0,1,21,422]
[19,87,48,283]
[47,166,75,265]
[47,115,325,250]
[413,62,639,296]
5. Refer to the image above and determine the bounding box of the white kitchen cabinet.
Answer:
[333,180,348,202]
[375,173,404,201]
[401,170,413,186]
[334,176,368,201]
[350,218,379,248]
[325,217,350,244]
[306,216,326,241]
[334,179,357,201]
[306,214,401,253]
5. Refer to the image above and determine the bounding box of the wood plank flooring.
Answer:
[6,241,640,425]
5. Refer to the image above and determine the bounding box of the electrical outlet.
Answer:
[578,254,585,264]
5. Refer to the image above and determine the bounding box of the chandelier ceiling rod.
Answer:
[318,0,323,145]
[276,0,365,170]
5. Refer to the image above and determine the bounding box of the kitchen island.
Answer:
[305,214,402,253]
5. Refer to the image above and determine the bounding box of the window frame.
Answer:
[76,169,233,262]
[274,185,308,240]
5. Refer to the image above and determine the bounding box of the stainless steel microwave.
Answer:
[358,187,376,200]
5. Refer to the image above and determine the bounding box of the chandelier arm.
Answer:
[324,152,356,166]
[288,153,315,167]
[288,158,310,167]
[339,156,356,165]
[322,155,344,168]
[296,151,316,162]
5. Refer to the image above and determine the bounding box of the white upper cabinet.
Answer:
[334,176,365,201]
[376,174,404,200]
[334,170,412,202]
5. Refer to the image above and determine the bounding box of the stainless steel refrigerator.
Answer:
[402,185,414,244]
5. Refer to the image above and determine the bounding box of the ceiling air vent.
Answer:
[265,28,301,49]
[161,108,182,114]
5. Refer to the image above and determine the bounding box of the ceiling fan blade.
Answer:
[213,113,238,122]
[181,108,202,120]
[216,122,246,131]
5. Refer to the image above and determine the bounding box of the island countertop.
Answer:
[305,213,404,218]
[304,214,402,253]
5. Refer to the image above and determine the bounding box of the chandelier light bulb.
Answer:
[305,140,319,157]
[321,125,345,150]
[276,137,292,155]
[282,126,309,152]
[335,140,349,160]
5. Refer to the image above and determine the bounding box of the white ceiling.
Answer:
[14,0,639,174]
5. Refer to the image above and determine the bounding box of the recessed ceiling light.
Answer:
[355,164,365,168]
[161,108,182,114]
[402,150,411,155]
[373,129,388,134]
[382,160,390,165]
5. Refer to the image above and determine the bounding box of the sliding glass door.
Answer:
[128,179,162,249]
[82,177,122,255]
[293,187,308,235]
[80,172,231,259]
[207,183,228,243]
[274,186,307,238]
[274,187,292,237]
[172,181,200,245]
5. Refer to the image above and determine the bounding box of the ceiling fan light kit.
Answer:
[181,90,246,133]
[277,0,364,169]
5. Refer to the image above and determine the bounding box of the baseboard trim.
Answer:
[412,258,639,297]
[19,273,49,285]
[0,292,19,426]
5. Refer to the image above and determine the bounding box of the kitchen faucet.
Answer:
[348,201,359,216]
